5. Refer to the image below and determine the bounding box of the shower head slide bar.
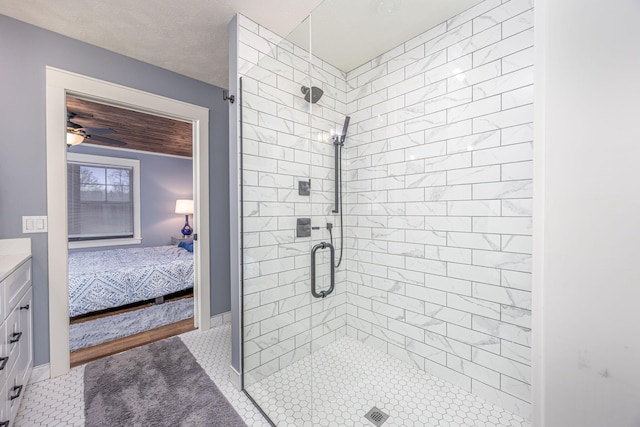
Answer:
[310,242,335,298]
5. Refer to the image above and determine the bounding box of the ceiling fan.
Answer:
[66,112,126,147]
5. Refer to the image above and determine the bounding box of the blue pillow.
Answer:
[178,238,194,253]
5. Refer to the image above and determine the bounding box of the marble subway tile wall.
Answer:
[343,0,534,418]
[237,15,349,386]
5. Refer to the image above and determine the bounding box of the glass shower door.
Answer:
[240,15,318,425]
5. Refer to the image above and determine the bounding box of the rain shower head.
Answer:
[301,86,324,103]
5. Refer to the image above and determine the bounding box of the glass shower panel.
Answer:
[240,14,318,425]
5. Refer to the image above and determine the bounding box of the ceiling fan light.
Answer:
[66,131,84,146]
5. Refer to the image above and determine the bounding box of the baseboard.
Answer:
[229,365,242,390]
[29,364,50,384]
[210,310,231,328]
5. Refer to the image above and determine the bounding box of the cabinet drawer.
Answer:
[17,289,32,376]
[0,285,5,325]
[0,383,8,427]
[4,309,20,378]
[5,358,24,423]
[5,260,31,315]
[0,322,6,386]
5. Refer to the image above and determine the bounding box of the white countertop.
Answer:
[0,238,32,282]
[0,253,31,282]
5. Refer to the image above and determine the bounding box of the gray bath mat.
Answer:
[84,336,246,427]
[70,297,193,352]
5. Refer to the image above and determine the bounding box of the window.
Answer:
[67,153,141,248]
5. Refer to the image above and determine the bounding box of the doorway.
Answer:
[45,67,211,378]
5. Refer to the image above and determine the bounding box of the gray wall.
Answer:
[0,14,230,366]
[68,144,193,250]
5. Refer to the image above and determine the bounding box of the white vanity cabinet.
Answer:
[0,239,32,427]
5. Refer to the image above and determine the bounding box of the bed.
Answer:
[68,245,193,317]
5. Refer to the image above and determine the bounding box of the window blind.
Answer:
[67,162,134,241]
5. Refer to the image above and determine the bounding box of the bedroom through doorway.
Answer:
[64,96,199,366]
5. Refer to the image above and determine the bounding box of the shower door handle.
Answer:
[310,242,335,298]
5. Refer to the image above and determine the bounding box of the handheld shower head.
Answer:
[339,116,350,144]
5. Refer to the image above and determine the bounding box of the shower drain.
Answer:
[364,407,389,426]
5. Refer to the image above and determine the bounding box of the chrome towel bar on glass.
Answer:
[310,242,335,298]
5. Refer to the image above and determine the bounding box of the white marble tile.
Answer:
[447,0,502,30]
[472,380,532,421]
[473,179,533,200]
[425,184,472,201]
[473,28,534,67]
[501,340,532,365]
[447,165,501,185]
[503,8,534,38]
[501,160,533,180]
[449,95,502,123]
[502,123,534,145]
[448,324,501,354]
[405,49,448,79]
[502,234,532,253]
[472,347,531,384]
[425,272,471,295]
[387,45,426,73]
[448,354,501,388]
[473,281,532,308]
[424,244,472,264]
[448,262,501,286]
[405,79,448,106]
[501,270,532,291]
[502,305,532,328]
[424,120,473,143]
[473,66,534,100]
[473,104,534,133]
[448,231,501,250]
[447,129,501,154]
[472,316,531,347]
[473,0,534,34]
[473,216,532,235]
[405,21,448,51]
[405,229,447,246]
[502,84,534,109]
[424,55,474,85]
[502,198,533,217]
[448,24,502,60]
[448,294,501,320]
[502,46,534,73]
[472,249,532,273]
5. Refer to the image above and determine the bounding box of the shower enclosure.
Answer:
[236,0,534,425]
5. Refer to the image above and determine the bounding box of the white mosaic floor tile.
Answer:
[14,366,85,426]
[246,336,531,427]
[15,324,269,427]
[15,325,530,427]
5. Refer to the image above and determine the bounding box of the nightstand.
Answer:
[171,236,188,245]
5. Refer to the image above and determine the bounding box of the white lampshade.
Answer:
[175,199,193,215]
[66,132,85,146]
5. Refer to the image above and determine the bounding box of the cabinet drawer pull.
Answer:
[0,357,7,371]
[10,384,23,400]
[20,304,30,310]
[9,332,22,344]
[0,420,9,427]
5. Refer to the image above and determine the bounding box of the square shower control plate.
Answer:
[296,218,311,237]
[298,180,311,196]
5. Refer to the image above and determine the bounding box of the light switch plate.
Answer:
[22,216,48,233]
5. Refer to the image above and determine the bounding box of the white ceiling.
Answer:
[288,0,484,73]
[0,0,482,88]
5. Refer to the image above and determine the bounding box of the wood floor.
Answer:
[70,318,195,367]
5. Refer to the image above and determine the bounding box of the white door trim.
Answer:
[45,66,211,377]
